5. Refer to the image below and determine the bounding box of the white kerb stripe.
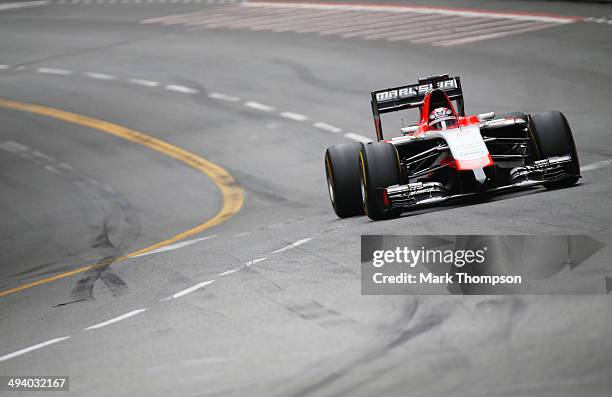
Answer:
[0,336,70,363]
[243,2,579,23]
[435,22,558,46]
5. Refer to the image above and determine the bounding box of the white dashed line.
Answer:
[31,150,55,162]
[280,111,309,121]
[0,140,29,153]
[271,238,313,253]
[344,132,373,143]
[245,101,275,112]
[58,162,74,172]
[165,84,199,94]
[128,78,160,87]
[37,67,72,76]
[131,235,216,258]
[218,268,240,276]
[84,72,115,80]
[233,231,251,237]
[580,159,612,172]
[0,1,48,11]
[0,336,71,363]
[45,165,60,174]
[314,122,342,133]
[208,92,240,102]
[171,280,215,299]
[0,64,9,70]
[84,309,148,330]
[245,257,268,266]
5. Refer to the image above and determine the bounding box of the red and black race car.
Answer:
[325,74,580,220]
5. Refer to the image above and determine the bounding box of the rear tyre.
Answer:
[325,143,364,218]
[359,142,402,221]
[528,111,580,189]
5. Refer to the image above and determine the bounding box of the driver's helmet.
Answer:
[428,107,457,130]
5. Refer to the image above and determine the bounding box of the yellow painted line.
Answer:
[0,98,244,298]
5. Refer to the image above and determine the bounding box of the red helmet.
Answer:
[428,107,457,131]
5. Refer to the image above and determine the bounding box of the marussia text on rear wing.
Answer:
[371,74,465,141]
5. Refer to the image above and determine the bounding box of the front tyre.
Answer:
[325,143,364,218]
[529,111,580,189]
[359,142,402,221]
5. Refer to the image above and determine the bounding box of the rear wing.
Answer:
[371,74,465,141]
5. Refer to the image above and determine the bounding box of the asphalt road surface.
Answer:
[1,0,611,396]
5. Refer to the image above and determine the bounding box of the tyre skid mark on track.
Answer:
[0,236,315,361]
[0,98,244,298]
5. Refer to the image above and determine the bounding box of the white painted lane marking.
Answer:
[0,1,48,11]
[172,280,215,299]
[271,238,313,254]
[280,111,309,121]
[0,140,29,153]
[128,78,160,87]
[344,133,372,143]
[314,122,342,133]
[0,65,9,70]
[84,309,147,330]
[132,235,216,258]
[45,165,60,174]
[245,101,275,112]
[0,336,70,363]
[37,67,72,76]
[580,159,612,172]
[165,84,199,94]
[208,92,240,102]
[245,257,268,266]
[232,231,251,237]
[244,2,580,23]
[218,268,240,276]
[84,72,115,80]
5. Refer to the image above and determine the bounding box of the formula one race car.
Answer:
[325,74,580,220]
